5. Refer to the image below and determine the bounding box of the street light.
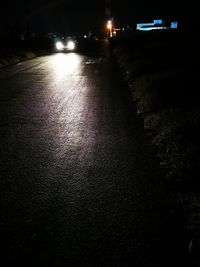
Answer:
[107,20,112,37]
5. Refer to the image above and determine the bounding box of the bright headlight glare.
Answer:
[56,41,64,50]
[67,41,75,50]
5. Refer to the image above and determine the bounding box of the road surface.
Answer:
[0,42,189,266]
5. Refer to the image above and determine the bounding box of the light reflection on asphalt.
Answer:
[49,53,82,80]
[0,49,186,266]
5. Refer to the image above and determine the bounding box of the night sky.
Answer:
[0,0,198,35]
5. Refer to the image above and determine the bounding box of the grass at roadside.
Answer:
[0,37,53,68]
[0,48,36,67]
[111,29,200,239]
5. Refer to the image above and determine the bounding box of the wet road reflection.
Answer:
[0,48,187,266]
[50,53,82,80]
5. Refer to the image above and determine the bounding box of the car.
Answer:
[54,36,78,52]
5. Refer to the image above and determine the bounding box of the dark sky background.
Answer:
[0,0,198,35]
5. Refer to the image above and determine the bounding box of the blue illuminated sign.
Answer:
[171,22,178,29]
[153,20,163,25]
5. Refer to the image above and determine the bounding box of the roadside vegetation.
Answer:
[111,29,200,239]
[0,37,53,67]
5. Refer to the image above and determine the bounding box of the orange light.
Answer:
[107,20,112,30]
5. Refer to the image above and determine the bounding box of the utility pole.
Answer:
[106,0,113,37]
[106,0,111,18]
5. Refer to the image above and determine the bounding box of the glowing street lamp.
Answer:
[107,20,112,37]
[107,20,112,30]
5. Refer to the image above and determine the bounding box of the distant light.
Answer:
[137,23,155,30]
[153,19,163,25]
[56,41,64,50]
[107,20,112,30]
[136,20,169,31]
[84,35,87,38]
[171,22,178,29]
[138,26,166,31]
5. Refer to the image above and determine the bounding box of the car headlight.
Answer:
[56,41,64,50]
[67,40,75,50]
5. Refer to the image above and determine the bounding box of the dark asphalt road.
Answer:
[0,42,190,267]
